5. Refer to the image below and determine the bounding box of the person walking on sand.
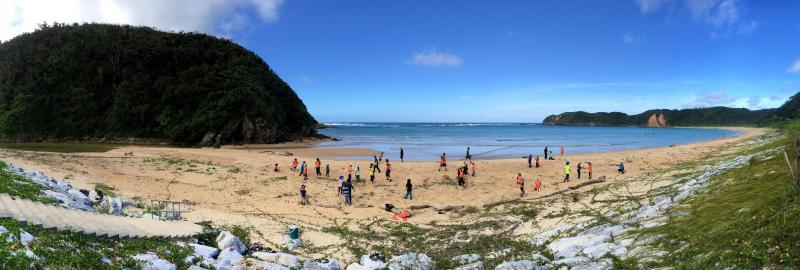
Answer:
[315,158,322,176]
[369,164,375,183]
[535,156,540,168]
[470,161,476,177]
[519,177,526,197]
[534,176,542,191]
[404,179,413,200]
[561,145,565,156]
[385,159,393,182]
[303,164,309,180]
[337,176,344,194]
[457,167,466,186]
[400,147,404,162]
[577,162,582,180]
[300,184,308,205]
[346,165,353,181]
[544,147,548,160]
[355,166,361,182]
[466,147,471,160]
[373,156,381,173]
[463,162,469,176]
[273,163,280,172]
[342,179,353,205]
[439,153,447,171]
[587,162,593,179]
[563,161,571,182]
[528,154,533,168]
[516,173,523,187]
[291,158,299,172]
[298,161,306,177]
[325,163,330,177]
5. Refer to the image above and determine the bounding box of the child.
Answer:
[303,164,309,180]
[315,158,322,176]
[273,163,280,172]
[534,177,542,191]
[439,153,447,171]
[369,164,375,183]
[457,168,465,186]
[346,165,353,181]
[618,162,625,174]
[325,163,330,177]
[535,156,540,168]
[577,162,582,179]
[338,176,344,194]
[404,179,413,200]
[298,161,306,177]
[516,173,523,186]
[587,162,593,179]
[291,158,299,172]
[463,162,469,176]
[400,147,404,163]
[342,179,353,206]
[385,159,392,182]
[528,154,532,168]
[470,161,476,177]
[355,166,361,182]
[300,185,308,205]
[563,161,571,182]
[519,177,526,197]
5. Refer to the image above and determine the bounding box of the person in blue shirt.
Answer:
[618,162,625,174]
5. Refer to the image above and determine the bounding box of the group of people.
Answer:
[515,172,543,197]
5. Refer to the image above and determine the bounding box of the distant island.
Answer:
[0,23,318,146]
[543,92,800,127]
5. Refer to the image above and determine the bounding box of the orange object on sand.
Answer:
[392,210,409,222]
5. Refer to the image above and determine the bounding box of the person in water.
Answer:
[385,159,393,182]
[400,147,404,163]
[404,179,413,200]
[315,158,322,176]
[563,161,571,182]
[618,162,625,174]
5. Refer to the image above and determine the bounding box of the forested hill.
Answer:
[543,92,800,127]
[0,23,317,146]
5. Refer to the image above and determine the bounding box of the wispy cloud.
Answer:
[0,0,283,41]
[622,33,646,44]
[634,0,672,14]
[684,91,735,108]
[634,0,757,36]
[409,49,463,68]
[788,58,800,74]
[746,96,761,108]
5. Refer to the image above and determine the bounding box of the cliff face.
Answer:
[0,23,317,146]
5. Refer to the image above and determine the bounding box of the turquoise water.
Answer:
[316,123,738,161]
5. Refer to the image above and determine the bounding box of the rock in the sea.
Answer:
[494,260,545,270]
[190,243,219,260]
[452,254,481,265]
[216,231,247,254]
[303,259,342,270]
[19,230,34,247]
[387,253,433,270]
[454,261,484,270]
[132,253,177,270]
[252,252,301,269]
[215,247,244,270]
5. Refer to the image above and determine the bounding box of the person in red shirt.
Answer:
[534,176,542,191]
[315,158,322,176]
[587,162,593,179]
[560,146,565,156]
[385,159,393,182]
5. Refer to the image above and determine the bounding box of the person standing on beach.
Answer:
[470,161,476,177]
[342,179,353,205]
[439,153,447,171]
[385,159,393,182]
[299,161,306,177]
[587,162,593,179]
[563,161,571,182]
[355,166,361,182]
[561,146,565,156]
[373,156,381,173]
[577,162,583,179]
[516,173,523,186]
[369,164,375,183]
[534,176,542,191]
[404,179,413,200]
[379,152,384,161]
[325,163,330,177]
[535,156,540,168]
[292,158,299,172]
[315,158,322,176]
[528,154,533,168]
[400,147,404,162]
[274,163,280,172]
[346,165,353,181]
[462,162,469,176]
[300,184,308,205]
[519,177,526,197]
[457,167,465,186]
[466,147,471,160]
[544,147,548,160]
[337,176,344,194]
[303,164,309,180]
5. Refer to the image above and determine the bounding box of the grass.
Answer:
[93,182,117,197]
[0,161,55,204]
[634,126,800,268]
[0,143,115,153]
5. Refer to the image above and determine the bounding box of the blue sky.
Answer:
[3,0,800,122]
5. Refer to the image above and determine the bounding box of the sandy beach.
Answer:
[0,126,767,258]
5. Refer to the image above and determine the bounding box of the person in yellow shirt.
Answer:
[563,161,571,182]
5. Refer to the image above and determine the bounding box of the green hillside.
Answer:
[0,23,317,146]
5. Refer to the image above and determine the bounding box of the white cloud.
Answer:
[746,96,761,108]
[0,0,283,41]
[409,50,463,68]
[788,58,800,74]
[634,0,671,14]
[684,91,735,108]
[297,75,312,84]
[622,33,645,44]
[690,0,740,27]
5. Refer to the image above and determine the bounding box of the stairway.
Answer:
[0,193,203,238]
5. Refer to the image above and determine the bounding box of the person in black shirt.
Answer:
[404,179,413,200]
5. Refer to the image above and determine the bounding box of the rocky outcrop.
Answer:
[646,113,668,127]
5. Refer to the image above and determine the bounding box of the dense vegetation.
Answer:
[0,23,317,146]
[542,92,800,127]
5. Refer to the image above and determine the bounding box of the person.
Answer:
[561,145,565,156]
[549,150,554,160]
[342,179,353,205]
[369,164,375,183]
[291,158,299,172]
[346,165,353,181]
[373,156,381,173]
[400,147,404,162]
[466,147,471,160]
[519,176,526,197]
[457,167,465,186]
[470,161,476,177]
[325,163,330,177]
[300,184,308,205]
[528,154,533,168]
[379,152,385,162]
[563,161,571,182]
[544,147,548,160]
[298,161,306,177]
[535,156,540,168]
[587,162,593,179]
[534,176,542,191]
[618,162,625,174]
[439,153,447,171]
[315,158,322,176]
[516,173,523,187]
[355,165,361,182]
[337,176,344,194]
[577,162,582,179]
[404,179,413,200]
[303,163,309,180]
[463,162,469,176]
[273,163,280,172]
[385,159,392,182]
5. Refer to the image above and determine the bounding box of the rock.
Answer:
[303,258,342,270]
[582,243,626,259]
[215,247,244,270]
[569,258,613,270]
[530,225,572,246]
[19,230,34,246]
[454,261,484,270]
[132,253,177,270]
[547,234,610,259]
[68,188,93,206]
[187,266,207,270]
[452,254,481,265]
[110,198,124,215]
[346,254,387,270]
[43,190,72,205]
[494,260,545,270]
[241,258,290,270]
[216,231,247,254]
[282,235,303,251]
[387,253,433,270]
[0,225,6,234]
[190,243,219,260]
[552,256,591,266]
[251,252,301,269]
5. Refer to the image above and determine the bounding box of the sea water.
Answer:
[316,123,737,161]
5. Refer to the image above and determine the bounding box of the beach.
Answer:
[0,126,767,258]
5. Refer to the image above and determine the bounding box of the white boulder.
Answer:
[494,260,545,270]
[251,252,301,269]
[454,261,483,270]
[303,259,342,270]
[216,231,247,254]
[19,230,34,246]
[215,247,244,270]
[132,253,177,270]
[189,243,219,259]
[387,253,433,270]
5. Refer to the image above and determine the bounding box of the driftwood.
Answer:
[433,205,465,212]
[567,176,606,190]
[483,198,520,208]
[409,205,432,210]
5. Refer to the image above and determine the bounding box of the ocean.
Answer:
[316,123,738,161]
